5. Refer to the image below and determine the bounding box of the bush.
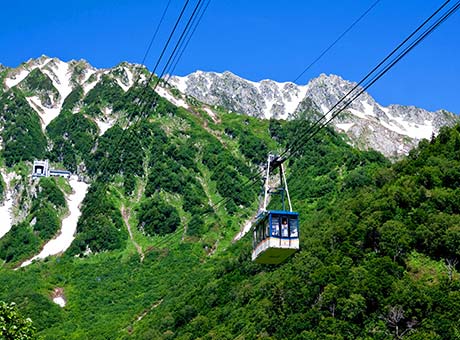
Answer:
[138,197,181,236]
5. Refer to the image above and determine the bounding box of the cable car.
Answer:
[252,154,299,264]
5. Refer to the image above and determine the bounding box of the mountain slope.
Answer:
[1,120,460,339]
[0,56,459,339]
[0,57,272,267]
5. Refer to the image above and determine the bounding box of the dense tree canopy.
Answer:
[0,90,46,166]
[138,197,180,236]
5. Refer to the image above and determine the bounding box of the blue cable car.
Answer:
[252,210,299,264]
[252,154,300,264]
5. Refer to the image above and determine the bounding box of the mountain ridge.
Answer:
[1,56,458,159]
[170,70,459,158]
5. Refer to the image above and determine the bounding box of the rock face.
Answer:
[170,71,308,120]
[170,72,459,158]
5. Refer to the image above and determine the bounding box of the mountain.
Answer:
[1,56,460,339]
[170,71,459,158]
[3,57,457,159]
[0,55,267,266]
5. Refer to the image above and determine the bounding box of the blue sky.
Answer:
[1,0,458,113]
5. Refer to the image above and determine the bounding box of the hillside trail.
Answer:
[121,204,144,262]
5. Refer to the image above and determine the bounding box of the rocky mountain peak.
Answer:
[169,70,459,158]
[1,57,148,129]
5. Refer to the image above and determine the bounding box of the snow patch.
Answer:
[379,105,390,115]
[82,68,97,83]
[5,69,31,88]
[25,96,61,128]
[126,68,134,87]
[203,107,217,121]
[115,67,134,92]
[83,73,100,94]
[42,59,73,100]
[20,177,88,267]
[95,116,115,136]
[361,100,376,117]
[52,288,66,307]
[350,102,434,140]
[349,105,434,140]
[156,87,189,109]
[336,123,354,132]
[320,104,329,114]
[264,98,278,119]
[171,75,188,93]
[283,85,309,117]
[250,80,308,120]
[348,108,369,119]
[234,219,254,241]
[0,171,17,239]
[385,115,433,140]
[53,297,66,307]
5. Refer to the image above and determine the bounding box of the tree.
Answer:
[0,301,36,340]
[138,197,180,236]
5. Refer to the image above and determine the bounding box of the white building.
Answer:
[32,160,71,179]
[32,160,50,178]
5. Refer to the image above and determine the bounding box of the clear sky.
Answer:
[1,0,458,113]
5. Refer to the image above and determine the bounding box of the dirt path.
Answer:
[121,205,144,262]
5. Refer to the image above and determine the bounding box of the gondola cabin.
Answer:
[252,210,299,264]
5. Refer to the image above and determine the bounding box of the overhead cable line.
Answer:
[163,0,212,85]
[293,0,381,83]
[208,0,458,213]
[282,0,453,160]
[73,0,210,253]
[93,0,202,181]
[133,0,206,122]
[286,0,460,159]
[149,0,205,91]
[140,0,173,68]
[144,0,192,86]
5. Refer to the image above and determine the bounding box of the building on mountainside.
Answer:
[49,169,72,179]
[32,160,50,178]
[32,160,71,179]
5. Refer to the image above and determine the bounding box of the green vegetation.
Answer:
[0,66,9,95]
[34,177,66,209]
[47,110,98,172]
[0,173,4,200]
[61,85,83,112]
[1,72,460,339]
[138,196,180,236]
[0,222,40,264]
[0,90,47,167]
[0,301,37,339]
[0,177,66,266]
[68,182,126,255]
[83,75,124,116]
[17,68,59,106]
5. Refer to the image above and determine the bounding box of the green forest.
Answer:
[0,67,459,339]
